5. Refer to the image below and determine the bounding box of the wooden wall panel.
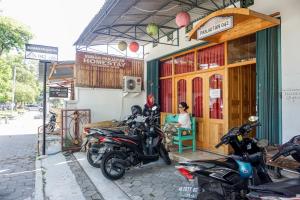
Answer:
[228,67,241,129]
[228,64,256,131]
[75,51,144,89]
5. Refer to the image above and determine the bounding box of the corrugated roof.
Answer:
[75,0,239,46]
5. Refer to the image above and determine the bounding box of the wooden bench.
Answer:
[164,114,196,154]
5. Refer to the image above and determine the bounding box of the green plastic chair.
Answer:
[164,114,196,154]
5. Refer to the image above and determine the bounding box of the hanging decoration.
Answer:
[118,41,127,51]
[146,23,159,36]
[175,11,191,28]
[129,41,139,52]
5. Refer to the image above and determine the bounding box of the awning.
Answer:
[47,61,75,86]
[75,0,240,47]
[188,8,280,43]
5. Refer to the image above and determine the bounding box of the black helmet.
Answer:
[131,105,142,115]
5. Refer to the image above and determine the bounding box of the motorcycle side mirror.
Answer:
[257,139,269,148]
[152,106,158,111]
[248,116,258,122]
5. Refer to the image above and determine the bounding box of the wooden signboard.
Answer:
[188,8,280,43]
[75,51,144,89]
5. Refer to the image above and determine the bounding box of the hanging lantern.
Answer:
[129,41,139,52]
[118,41,127,51]
[146,23,159,36]
[175,11,191,28]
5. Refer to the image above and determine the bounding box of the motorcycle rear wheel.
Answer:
[101,150,126,180]
[159,145,171,165]
[197,192,224,200]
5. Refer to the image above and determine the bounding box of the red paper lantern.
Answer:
[129,41,139,52]
[176,11,191,28]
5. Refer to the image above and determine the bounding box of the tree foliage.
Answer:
[0,17,33,56]
[0,58,12,102]
[0,54,41,104]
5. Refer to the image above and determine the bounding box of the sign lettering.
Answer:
[197,16,233,40]
[77,52,127,68]
[49,87,68,98]
[25,44,58,61]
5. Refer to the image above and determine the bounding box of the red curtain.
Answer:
[160,59,172,77]
[160,79,172,112]
[177,79,187,105]
[192,77,203,117]
[209,74,223,119]
[174,52,194,74]
[198,44,224,70]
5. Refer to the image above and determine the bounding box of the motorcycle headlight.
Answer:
[89,137,98,143]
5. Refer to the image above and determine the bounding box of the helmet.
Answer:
[131,105,142,115]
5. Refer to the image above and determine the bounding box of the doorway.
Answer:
[174,69,227,153]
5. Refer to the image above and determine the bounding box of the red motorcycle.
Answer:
[100,106,171,180]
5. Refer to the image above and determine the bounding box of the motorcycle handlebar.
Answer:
[215,141,224,148]
[271,145,297,161]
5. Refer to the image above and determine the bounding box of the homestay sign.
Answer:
[197,16,233,40]
[77,51,126,69]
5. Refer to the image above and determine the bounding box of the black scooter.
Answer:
[247,135,300,199]
[100,105,171,180]
[81,113,138,168]
[176,116,271,200]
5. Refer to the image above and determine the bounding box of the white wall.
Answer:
[144,0,300,143]
[66,87,146,122]
[249,0,300,143]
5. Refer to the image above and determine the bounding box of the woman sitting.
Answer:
[176,102,191,130]
[163,102,191,150]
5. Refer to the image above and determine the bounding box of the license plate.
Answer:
[178,186,199,199]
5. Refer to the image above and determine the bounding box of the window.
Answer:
[209,74,223,119]
[228,34,256,64]
[160,59,172,77]
[197,44,224,70]
[192,77,203,117]
[174,52,194,74]
[160,79,172,112]
[177,79,187,104]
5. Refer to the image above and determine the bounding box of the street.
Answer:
[0,111,41,200]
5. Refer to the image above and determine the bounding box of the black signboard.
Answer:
[49,87,68,98]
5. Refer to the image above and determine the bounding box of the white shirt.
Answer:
[178,113,191,129]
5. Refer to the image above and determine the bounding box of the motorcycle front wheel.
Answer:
[159,144,171,165]
[87,148,101,168]
[101,150,126,180]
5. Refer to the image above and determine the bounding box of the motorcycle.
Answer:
[176,116,271,200]
[100,105,171,180]
[46,111,57,133]
[247,135,300,200]
[81,113,139,168]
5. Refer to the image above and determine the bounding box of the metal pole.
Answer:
[42,62,47,155]
[11,65,16,112]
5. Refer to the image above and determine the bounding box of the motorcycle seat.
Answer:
[189,159,239,171]
[115,134,141,142]
[249,178,300,197]
[100,128,125,135]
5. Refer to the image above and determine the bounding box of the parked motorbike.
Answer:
[100,105,171,180]
[247,135,300,200]
[81,112,139,168]
[46,111,57,133]
[176,116,272,200]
